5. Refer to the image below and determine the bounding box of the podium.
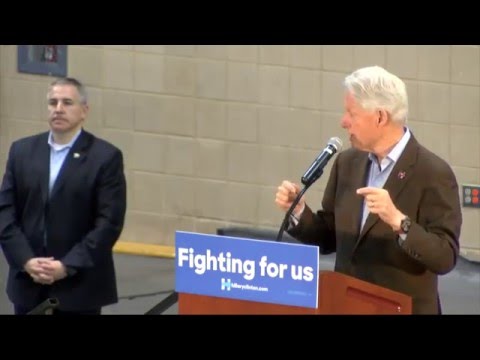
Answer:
[178,270,412,315]
[175,230,412,315]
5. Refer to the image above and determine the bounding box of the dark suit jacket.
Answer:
[0,129,127,311]
[289,134,462,314]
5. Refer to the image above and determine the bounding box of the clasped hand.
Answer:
[24,258,67,285]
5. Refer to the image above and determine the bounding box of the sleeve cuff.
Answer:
[66,266,77,277]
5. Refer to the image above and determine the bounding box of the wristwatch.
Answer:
[398,216,412,235]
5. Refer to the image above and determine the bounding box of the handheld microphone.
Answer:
[301,137,343,187]
[276,136,343,242]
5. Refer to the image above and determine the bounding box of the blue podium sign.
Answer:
[175,231,319,309]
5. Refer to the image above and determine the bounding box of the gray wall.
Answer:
[0,45,478,261]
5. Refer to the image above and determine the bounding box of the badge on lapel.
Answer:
[398,171,406,180]
[73,152,81,159]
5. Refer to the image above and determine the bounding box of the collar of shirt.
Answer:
[48,129,82,152]
[368,127,411,171]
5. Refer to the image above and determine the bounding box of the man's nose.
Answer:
[54,101,65,111]
[340,115,349,129]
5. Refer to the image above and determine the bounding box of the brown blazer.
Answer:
[289,134,462,314]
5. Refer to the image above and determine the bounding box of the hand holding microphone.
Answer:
[275,136,343,215]
[275,180,305,218]
[275,137,343,241]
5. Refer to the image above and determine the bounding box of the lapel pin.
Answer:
[73,152,80,159]
[398,171,406,179]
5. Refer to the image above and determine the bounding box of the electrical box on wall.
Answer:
[462,184,480,208]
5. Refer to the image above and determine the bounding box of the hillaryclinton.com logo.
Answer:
[221,278,232,291]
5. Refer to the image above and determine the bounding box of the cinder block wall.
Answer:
[0,45,478,261]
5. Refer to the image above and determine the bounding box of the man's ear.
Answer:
[378,109,388,126]
[82,103,90,116]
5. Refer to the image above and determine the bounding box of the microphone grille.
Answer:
[328,137,343,152]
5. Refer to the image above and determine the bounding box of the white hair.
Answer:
[344,65,408,124]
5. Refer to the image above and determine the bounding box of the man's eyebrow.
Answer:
[48,97,74,102]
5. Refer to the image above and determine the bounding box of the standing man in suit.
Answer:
[275,66,462,314]
[0,77,127,314]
